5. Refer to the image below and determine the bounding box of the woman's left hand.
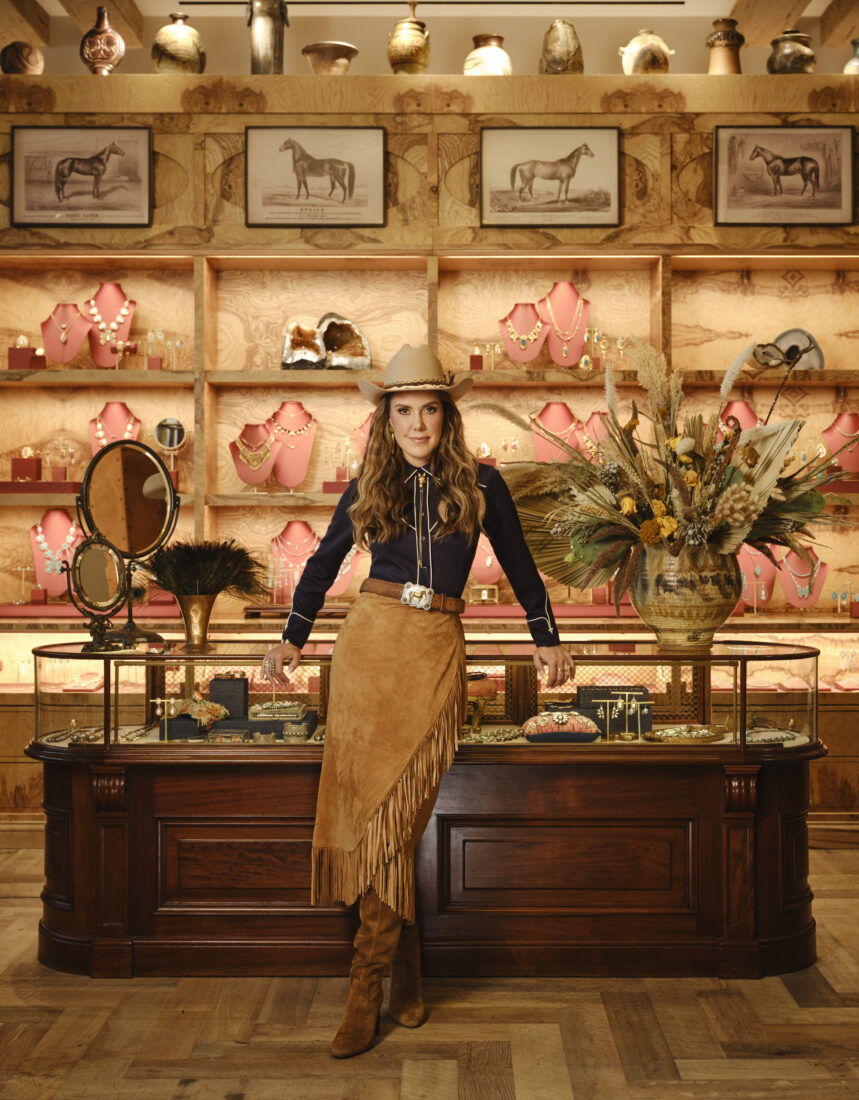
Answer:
[534,645,575,689]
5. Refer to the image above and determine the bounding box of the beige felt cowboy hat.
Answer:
[356,344,473,404]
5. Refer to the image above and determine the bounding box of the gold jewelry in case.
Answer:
[504,312,543,350]
[249,699,307,720]
[643,724,725,744]
[543,294,584,359]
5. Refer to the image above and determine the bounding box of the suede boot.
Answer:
[388,920,426,1027]
[330,889,403,1058]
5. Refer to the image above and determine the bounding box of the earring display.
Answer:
[822,412,859,475]
[89,401,141,456]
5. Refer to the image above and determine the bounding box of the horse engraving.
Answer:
[278,137,355,203]
[509,143,594,202]
[54,141,125,202]
[750,144,820,198]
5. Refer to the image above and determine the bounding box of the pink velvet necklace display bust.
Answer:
[498,302,548,363]
[89,401,141,455]
[86,281,135,369]
[40,303,93,364]
[269,401,317,489]
[778,548,828,611]
[823,412,859,474]
[271,520,320,603]
[536,282,589,367]
[737,543,778,607]
[532,401,579,462]
[30,507,84,598]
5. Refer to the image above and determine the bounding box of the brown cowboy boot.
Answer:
[388,919,426,1027]
[330,889,403,1058]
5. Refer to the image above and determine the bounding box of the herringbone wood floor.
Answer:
[0,840,857,1099]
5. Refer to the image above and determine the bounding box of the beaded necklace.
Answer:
[87,297,131,347]
[95,410,136,448]
[35,519,78,575]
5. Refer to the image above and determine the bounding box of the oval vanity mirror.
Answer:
[71,537,127,613]
[80,440,178,558]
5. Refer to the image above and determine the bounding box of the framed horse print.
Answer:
[10,126,153,228]
[713,125,854,226]
[245,126,386,228]
[480,127,621,227]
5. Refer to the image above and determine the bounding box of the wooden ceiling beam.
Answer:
[820,0,859,47]
[58,0,143,49]
[0,0,51,47]
[729,0,813,47]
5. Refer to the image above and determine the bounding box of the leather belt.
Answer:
[360,578,465,615]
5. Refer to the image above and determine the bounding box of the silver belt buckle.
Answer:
[401,582,435,610]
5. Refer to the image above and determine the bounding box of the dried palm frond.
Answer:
[144,539,269,600]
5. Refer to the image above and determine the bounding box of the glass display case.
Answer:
[32,638,818,753]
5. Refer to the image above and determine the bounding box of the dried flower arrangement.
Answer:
[500,339,847,615]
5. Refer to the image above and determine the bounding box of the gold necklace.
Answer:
[87,297,131,346]
[543,294,584,359]
[504,311,543,350]
[49,310,82,346]
[95,411,135,448]
[270,412,314,450]
[234,429,274,471]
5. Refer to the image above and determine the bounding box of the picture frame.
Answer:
[713,125,855,227]
[480,127,621,228]
[10,126,153,228]
[245,126,386,228]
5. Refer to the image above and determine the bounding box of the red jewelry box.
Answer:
[7,347,46,370]
[30,588,47,604]
[11,456,41,481]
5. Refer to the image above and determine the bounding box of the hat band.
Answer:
[384,374,455,391]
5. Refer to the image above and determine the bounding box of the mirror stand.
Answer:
[106,563,165,648]
[62,560,123,652]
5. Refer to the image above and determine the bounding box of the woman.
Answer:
[262,344,573,1058]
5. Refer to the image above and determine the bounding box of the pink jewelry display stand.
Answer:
[498,302,548,364]
[269,401,317,489]
[536,282,589,367]
[40,304,94,364]
[532,401,578,462]
[778,548,828,611]
[720,400,759,439]
[822,413,859,475]
[353,412,373,458]
[89,401,141,456]
[30,508,84,598]
[470,534,504,585]
[86,282,135,369]
[737,544,778,608]
[271,520,320,604]
[230,423,281,486]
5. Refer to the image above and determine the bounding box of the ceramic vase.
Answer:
[176,593,217,653]
[387,2,430,74]
[80,7,125,75]
[0,41,45,74]
[539,19,583,74]
[301,41,358,74]
[629,544,741,648]
[152,12,206,74]
[766,29,816,74]
[843,38,859,74]
[463,34,512,76]
[618,29,674,75]
[248,0,288,75]
[706,18,744,75]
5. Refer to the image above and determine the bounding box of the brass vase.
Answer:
[80,6,125,75]
[176,593,217,653]
[387,1,430,74]
[629,544,741,648]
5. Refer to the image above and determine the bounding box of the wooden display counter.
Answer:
[26,738,823,981]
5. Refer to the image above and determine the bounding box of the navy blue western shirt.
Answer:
[282,462,561,649]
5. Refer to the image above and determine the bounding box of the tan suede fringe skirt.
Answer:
[311,591,466,921]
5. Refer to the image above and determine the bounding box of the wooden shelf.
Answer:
[206,492,336,508]
[206,370,376,388]
[1,370,194,387]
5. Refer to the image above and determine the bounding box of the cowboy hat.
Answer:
[356,344,473,404]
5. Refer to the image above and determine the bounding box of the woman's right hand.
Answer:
[261,641,302,688]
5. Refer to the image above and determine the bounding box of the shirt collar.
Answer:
[403,464,435,483]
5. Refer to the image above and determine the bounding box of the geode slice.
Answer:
[282,321,325,369]
[318,312,371,370]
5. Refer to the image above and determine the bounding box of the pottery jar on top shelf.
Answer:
[248,0,288,75]
[539,19,583,74]
[387,1,430,74]
[705,17,744,75]
[766,28,816,73]
[463,34,513,76]
[80,6,125,75]
[0,41,45,74]
[618,28,674,75]
[842,38,859,74]
[152,12,206,74]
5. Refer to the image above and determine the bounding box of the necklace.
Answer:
[534,411,578,443]
[829,418,859,455]
[744,545,767,578]
[49,310,82,346]
[35,519,77,575]
[95,410,136,448]
[782,555,818,599]
[273,529,319,560]
[87,296,131,347]
[335,544,358,580]
[543,294,585,359]
[504,311,543,350]
[234,428,274,471]
[270,411,314,449]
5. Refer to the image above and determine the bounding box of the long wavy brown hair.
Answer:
[349,391,485,549]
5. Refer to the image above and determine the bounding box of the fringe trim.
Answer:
[312,656,465,922]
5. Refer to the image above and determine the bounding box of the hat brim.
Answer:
[356,375,474,404]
